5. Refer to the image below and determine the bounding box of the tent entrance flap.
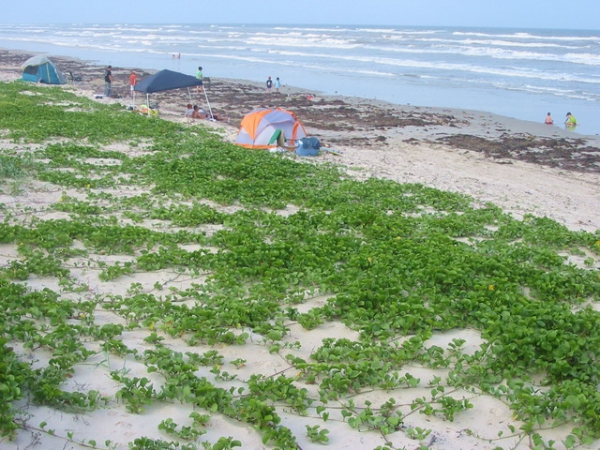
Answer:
[268,129,282,145]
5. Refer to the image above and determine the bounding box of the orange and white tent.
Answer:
[236,108,307,149]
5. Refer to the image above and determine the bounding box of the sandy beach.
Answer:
[1,48,599,450]
[7,48,597,231]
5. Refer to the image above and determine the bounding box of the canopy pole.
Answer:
[146,94,150,117]
[203,88,215,121]
[186,87,193,103]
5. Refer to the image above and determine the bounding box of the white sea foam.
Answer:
[247,36,358,49]
[253,47,600,85]
[355,28,443,35]
[426,37,580,49]
[453,31,600,41]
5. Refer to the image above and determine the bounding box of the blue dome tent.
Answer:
[21,55,67,85]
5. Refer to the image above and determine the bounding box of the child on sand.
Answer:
[191,105,207,119]
[544,112,553,124]
[564,112,577,128]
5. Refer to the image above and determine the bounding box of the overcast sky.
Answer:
[2,0,598,30]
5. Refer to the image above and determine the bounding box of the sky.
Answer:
[2,0,599,30]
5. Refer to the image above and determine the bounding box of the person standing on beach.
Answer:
[195,66,203,93]
[128,71,137,97]
[545,112,553,124]
[274,77,281,93]
[104,65,113,98]
[266,76,273,93]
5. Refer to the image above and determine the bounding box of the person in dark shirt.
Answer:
[104,65,113,98]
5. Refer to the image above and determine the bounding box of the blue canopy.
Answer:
[134,69,202,94]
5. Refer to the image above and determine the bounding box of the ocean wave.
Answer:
[360,43,600,66]
[357,28,443,35]
[497,83,599,102]
[246,35,358,49]
[453,31,600,42]
[417,37,581,49]
[273,26,355,33]
[190,45,599,85]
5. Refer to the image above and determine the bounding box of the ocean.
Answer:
[1,23,599,135]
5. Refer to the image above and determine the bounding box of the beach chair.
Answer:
[67,71,82,84]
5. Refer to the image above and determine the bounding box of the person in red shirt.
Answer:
[129,71,137,97]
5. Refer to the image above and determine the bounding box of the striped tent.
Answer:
[236,108,307,149]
